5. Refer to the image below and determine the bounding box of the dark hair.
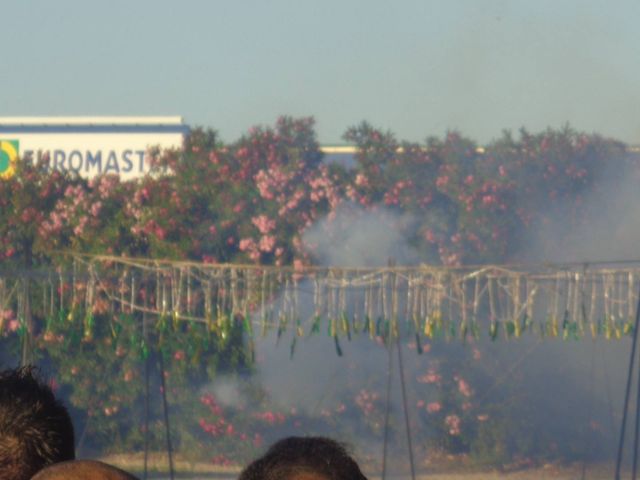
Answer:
[0,366,75,480]
[239,436,368,480]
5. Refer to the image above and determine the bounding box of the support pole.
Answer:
[20,276,33,366]
[143,308,150,480]
[397,336,416,480]
[615,286,640,479]
[632,349,640,480]
[143,351,150,480]
[158,353,175,480]
[382,342,394,480]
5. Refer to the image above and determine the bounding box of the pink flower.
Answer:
[457,378,472,397]
[426,402,442,414]
[417,368,441,384]
[202,255,217,264]
[354,389,379,416]
[354,173,369,187]
[436,175,449,188]
[482,194,496,206]
[445,414,461,435]
[90,201,102,217]
[424,229,436,243]
[259,235,276,252]
[49,378,59,393]
[252,215,276,234]
[155,226,166,240]
[174,350,185,361]
[239,238,256,252]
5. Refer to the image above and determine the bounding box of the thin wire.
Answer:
[474,339,542,408]
[61,250,640,272]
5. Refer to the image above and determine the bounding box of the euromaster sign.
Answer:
[0,117,188,180]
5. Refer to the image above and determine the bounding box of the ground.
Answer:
[99,453,617,479]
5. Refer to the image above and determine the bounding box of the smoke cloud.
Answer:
[301,202,421,267]
[521,151,640,264]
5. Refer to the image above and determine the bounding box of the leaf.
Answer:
[363,315,371,334]
[334,335,343,357]
[289,336,297,360]
[243,314,253,336]
[489,322,499,341]
[310,315,321,335]
[505,321,515,338]
[342,313,352,341]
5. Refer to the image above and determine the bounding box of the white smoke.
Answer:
[302,202,421,267]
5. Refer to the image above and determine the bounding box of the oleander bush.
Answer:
[0,117,631,468]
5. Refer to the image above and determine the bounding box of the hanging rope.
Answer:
[4,253,640,347]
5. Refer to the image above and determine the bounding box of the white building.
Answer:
[0,116,188,180]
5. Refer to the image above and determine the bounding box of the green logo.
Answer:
[0,140,19,179]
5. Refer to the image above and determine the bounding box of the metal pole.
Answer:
[382,342,394,480]
[632,349,640,480]
[158,353,175,480]
[396,336,416,480]
[143,308,150,480]
[615,286,640,479]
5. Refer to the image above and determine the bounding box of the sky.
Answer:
[3,0,640,145]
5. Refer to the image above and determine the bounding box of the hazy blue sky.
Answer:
[3,0,639,144]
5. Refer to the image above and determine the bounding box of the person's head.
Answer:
[239,436,368,480]
[31,460,139,480]
[0,365,75,480]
